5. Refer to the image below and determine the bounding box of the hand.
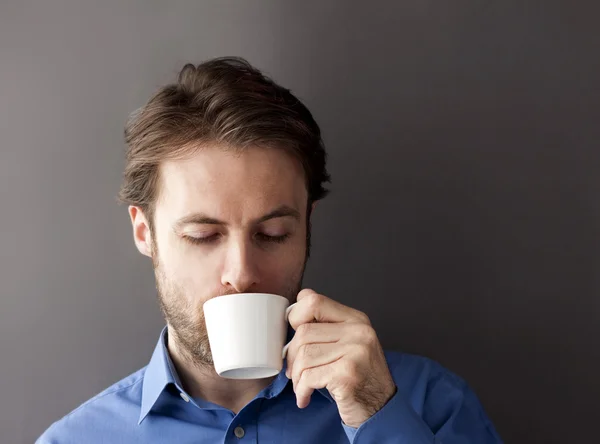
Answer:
[285,289,397,428]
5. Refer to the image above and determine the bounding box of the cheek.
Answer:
[159,231,207,271]
[158,242,219,300]
[259,241,306,281]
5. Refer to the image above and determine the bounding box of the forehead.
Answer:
[155,145,308,222]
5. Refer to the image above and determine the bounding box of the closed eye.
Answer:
[183,234,220,245]
[255,233,290,244]
[182,233,290,246]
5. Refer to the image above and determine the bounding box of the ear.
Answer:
[128,206,153,258]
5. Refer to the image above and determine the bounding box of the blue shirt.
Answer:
[37,327,502,443]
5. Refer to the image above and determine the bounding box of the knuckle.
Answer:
[298,288,315,298]
[357,311,371,325]
[305,292,322,309]
[298,343,311,360]
[298,366,312,384]
[296,322,313,338]
[300,343,320,360]
[359,324,377,344]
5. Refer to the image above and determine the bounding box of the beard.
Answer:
[151,241,307,369]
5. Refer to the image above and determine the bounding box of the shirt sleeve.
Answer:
[340,388,435,444]
[341,378,503,444]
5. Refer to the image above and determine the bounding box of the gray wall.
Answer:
[1,1,598,443]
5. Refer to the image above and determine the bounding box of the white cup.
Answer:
[203,293,296,379]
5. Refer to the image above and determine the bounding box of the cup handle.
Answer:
[281,302,297,359]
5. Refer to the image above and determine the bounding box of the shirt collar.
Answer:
[139,325,334,423]
[138,326,182,424]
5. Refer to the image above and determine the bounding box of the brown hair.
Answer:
[118,56,330,229]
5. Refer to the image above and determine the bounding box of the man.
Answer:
[38,57,502,443]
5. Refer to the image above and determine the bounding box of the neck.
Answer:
[166,326,276,414]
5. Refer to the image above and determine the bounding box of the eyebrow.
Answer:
[173,205,301,230]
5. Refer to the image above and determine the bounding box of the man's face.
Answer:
[137,145,310,366]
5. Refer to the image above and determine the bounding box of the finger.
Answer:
[295,362,337,409]
[288,289,369,329]
[290,342,347,391]
[295,385,315,409]
[285,322,353,377]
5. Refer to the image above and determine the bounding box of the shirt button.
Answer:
[179,392,190,402]
[234,426,245,438]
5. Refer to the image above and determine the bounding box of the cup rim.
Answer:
[202,292,288,310]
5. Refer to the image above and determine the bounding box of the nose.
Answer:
[220,236,260,293]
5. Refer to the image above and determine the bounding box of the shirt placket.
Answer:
[224,399,261,444]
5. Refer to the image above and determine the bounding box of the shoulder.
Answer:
[383,349,468,391]
[36,367,146,444]
[383,350,497,435]
[383,350,474,411]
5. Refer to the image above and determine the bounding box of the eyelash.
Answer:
[184,233,290,245]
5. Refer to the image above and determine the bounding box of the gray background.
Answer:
[1,1,598,443]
